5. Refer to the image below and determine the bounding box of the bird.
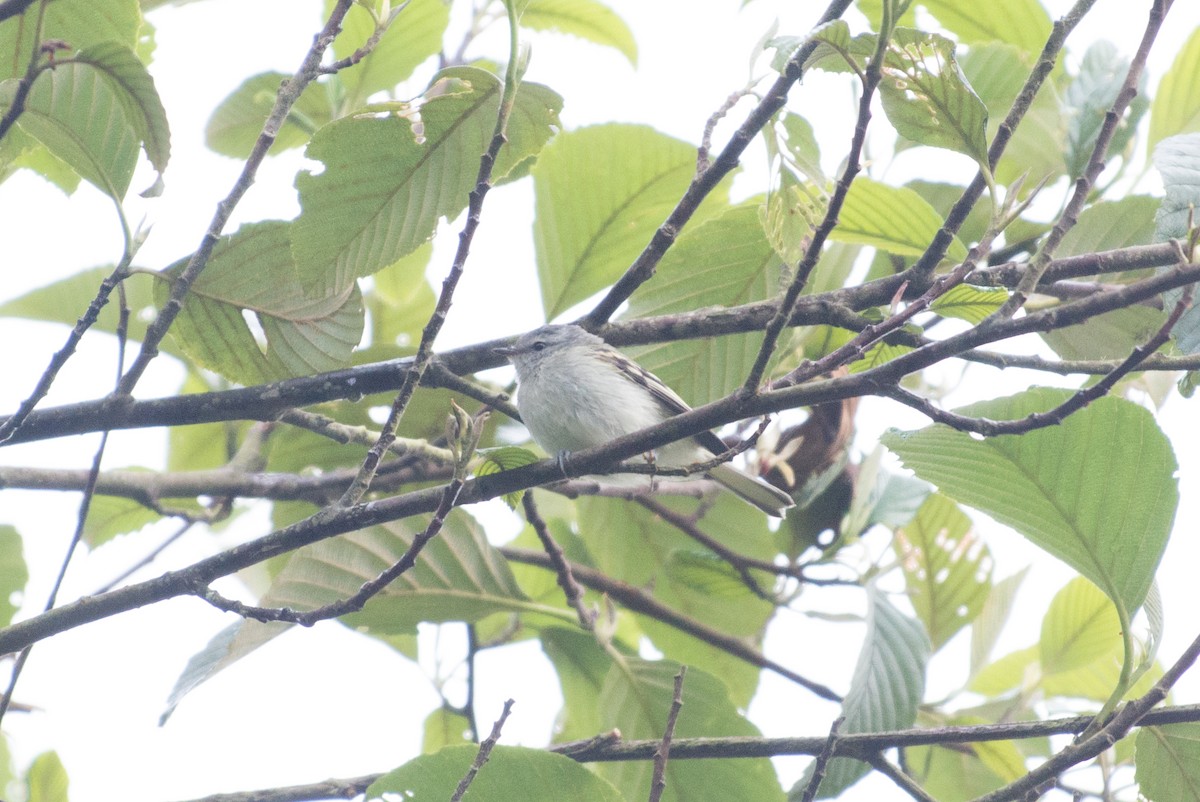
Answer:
[495,324,794,517]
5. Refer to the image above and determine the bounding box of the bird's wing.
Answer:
[596,347,729,456]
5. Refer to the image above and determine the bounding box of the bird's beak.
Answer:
[494,344,518,358]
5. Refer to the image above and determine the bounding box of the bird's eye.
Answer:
[531,341,546,352]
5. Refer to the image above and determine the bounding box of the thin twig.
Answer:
[523,492,595,629]
[449,699,514,802]
[865,752,938,802]
[500,547,841,702]
[649,667,687,802]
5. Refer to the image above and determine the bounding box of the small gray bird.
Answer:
[495,324,794,517]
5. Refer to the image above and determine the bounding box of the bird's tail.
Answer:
[708,463,794,518]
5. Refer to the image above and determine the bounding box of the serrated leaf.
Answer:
[598,659,785,802]
[1148,27,1200,151]
[832,177,969,262]
[162,513,530,720]
[328,0,450,107]
[0,526,26,628]
[664,550,758,599]
[883,388,1178,613]
[533,123,729,317]
[895,494,993,650]
[792,21,875,74]
[931,284,1008,324]
[918,0,1051,56]
[205,71,334,158]
[367,745,625,801]
[74,42,170,175]
[158,221,364,385]
[622,203,782,404]
[879,29,989,165]
[294,67,561,293]
[761,170,826,264]
[521,0,637,66]
[1154,132,1200,242]
[804,589,928,798]
[2,64,140,200]
[1064,41,1147,180]
[0,0,142,82]
[1136,723,1200,802]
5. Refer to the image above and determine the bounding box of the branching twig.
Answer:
[799,716,845,802]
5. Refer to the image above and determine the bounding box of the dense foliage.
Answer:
[1,0,1199,800]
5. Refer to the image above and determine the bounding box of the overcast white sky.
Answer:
[2,1,1199,800]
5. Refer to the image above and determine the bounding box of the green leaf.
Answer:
[622,203,782,404]
[598,659,785,802]
[1154,132,1200,242]
[804,589,928,798]
[2,63,140,200]
[931,284,1007,324]
[540,627,612,742]
[521,0,638,66]
[532,123,729,317]
[74,42,171,176]
[0,526,26,628]
[163,513,532,721]
[968,644,1037,696]
[422,707,472,753]
[205,71,334,158]
[793,21,875,74]
[883,388,1178,613]
[1056,196,1160,258]
[158,221,364,385]
[959,41,1065,185]
[26,751,69,802]
[969,568,1028,677]
[879,29,989,165]
[847,341,915,374]
[82,495,160,547]
[1148,27,1200,151]
[328,0,450,107]
[1063,41,1147,180]
[0,266,160,348]
[579,495,776,707]
[0,126,82,194]
[364,242,435,356]
[1136,723,1200,802]
[1040,305,1166,362]
[476,446,541,507]
[0,0,142,81]
[832,177,968,262]
[1039,576,1119,675]
[842,446,930,538]
[895,494,993,651]
[367,744,625,801]
[762,171,826,264]
[917,0,1052,56]
[294,67,561,293]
